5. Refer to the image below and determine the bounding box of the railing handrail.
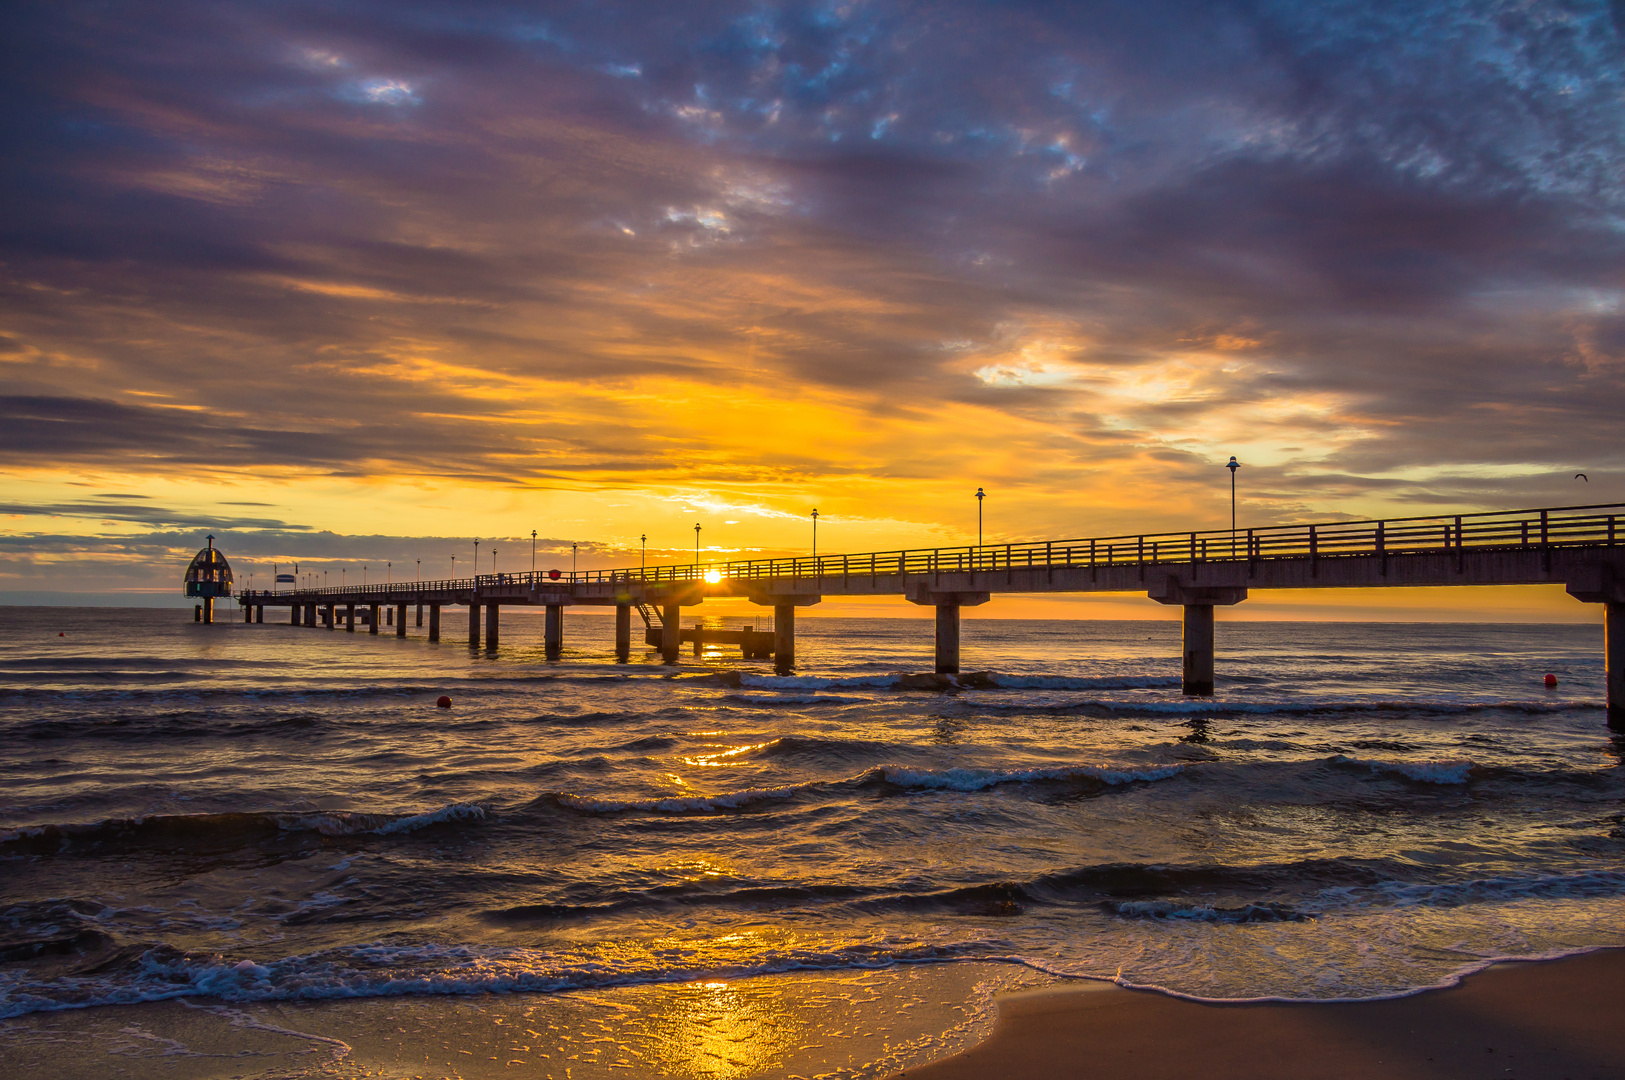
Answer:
[237,501,1624,599]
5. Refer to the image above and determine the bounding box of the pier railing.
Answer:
[239,502,1624,600]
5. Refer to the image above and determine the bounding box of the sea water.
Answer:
[1,606,1620,1024]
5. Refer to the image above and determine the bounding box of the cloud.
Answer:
[0,0,1622,604]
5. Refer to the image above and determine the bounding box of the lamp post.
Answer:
[342,569,347,588]
[811,508,819,559]
[530,530,537,575]
[473,539,479,576]
[975,487,985,548]
[694,523,701,570]
[1227,456,1241,556]
[640,534,646,576]
[386,562,390,584]
[363,565,367,586]
[450,554,456,578]
[416,559,420,581]
[492,549,497,574]
[572,543,578,577]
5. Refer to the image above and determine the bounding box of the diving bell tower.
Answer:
[184,535,234,623]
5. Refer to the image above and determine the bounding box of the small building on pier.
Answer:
[185,535,233,623]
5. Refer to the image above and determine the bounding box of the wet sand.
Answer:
[892,949,1625,1080]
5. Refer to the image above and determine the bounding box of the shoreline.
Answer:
[891,948,1625,1079]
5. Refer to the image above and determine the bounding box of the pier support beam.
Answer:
[906,588,990,675]
[345,604,355,632]
[774,605,796,672]
[935,603,960,675]
[485,602,500,651]
[468,602,481,648]
[1148,579,1247,696]
[255,605,263,624]
[1182,604,1216,696]
[614,604,631,663]
[292,605,300,626]
[202,598,214,624]
[244,604,252,623]
[545,604,564,659]
[395,603,407,638]
[428,604,440,642]
[321,604,332,629]
[368,604,380,635]
[1566,568,1625,729]
[662,605,681,665]
[416,604,423,628]
[1608,602,1624,731]
[743,592,821,673]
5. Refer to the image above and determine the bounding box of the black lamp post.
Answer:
[811,508,819,558]
[975,487,986,548]
[530,530,537,574]
[694,524,701,569]
[640,534,646,576]
[1227,456,1241,556]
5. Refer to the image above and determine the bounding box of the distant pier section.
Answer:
[235,503,1625,727]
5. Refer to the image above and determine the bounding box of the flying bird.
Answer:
[1575,473,1588,481]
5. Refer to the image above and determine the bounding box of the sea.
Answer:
[2,605,1622,1044]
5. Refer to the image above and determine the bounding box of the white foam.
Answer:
[276,802,487,837]
[1329,755,1475,784]
[557,783,813,813]
[876,763,1183,791]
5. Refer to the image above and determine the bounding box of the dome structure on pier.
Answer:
[184,535,234,598]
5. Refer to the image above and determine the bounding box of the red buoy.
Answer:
[436,695,452,708]
[1544,674,1558,688]
[58,632,65,637]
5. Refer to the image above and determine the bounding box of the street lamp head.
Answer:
[976,487,985,500]
[1227,456,1240,472]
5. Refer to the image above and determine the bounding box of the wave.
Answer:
[1327,755,1476,784]
[874,763,1184,792]
[0,803,487,857]
[0,935,999,1020]
[1108,899,1311,923]
[553,783,814,814]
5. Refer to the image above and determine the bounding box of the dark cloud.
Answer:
[0,0,1621,507]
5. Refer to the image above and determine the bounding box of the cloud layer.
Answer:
[2,0,1623,597]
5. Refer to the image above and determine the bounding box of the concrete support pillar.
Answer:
[255,605,263,624]
[614,604,631,663]
[1608,601,1624,732]
[368,603,380,635]
[386,606,393,626]
[202,597,214,624]
[395,603,407,638]
[545,604,563,659]
[244,604,252,623]
[1182,604,1216,696]
[935,603,961,675]
[428,604,441,642]
[416,603,423,628]
[774,604,796,673]
[292,605,300,626]
[662,605,681,664]
[345,604,356,632]
[194,605,201,622]
[485,602,500,651]
[468,602,481,648]
[321,604,332,629]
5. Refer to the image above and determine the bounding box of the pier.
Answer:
[236,503,1625,726]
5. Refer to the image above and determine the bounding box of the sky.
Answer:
[2,0,1622,619]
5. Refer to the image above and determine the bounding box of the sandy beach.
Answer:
[894,949,1625,1080]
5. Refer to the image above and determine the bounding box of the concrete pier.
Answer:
[395,603,407,638]
[468,602,481,648]
[1182,605,1215,695]
[614,604,631,662]
[662,605,681,664]
[935,603,960,675]
[416,603,423,628]
[345,604,355,632]
[201,597,214,624]
[255,605,263,624]
[428,604,440,642]
[368,603,380,635]
[1608,602,1623,731]
[485,602,500,651]
[545,604,563,659]
[322,604,332,629]
[774,604,795,672]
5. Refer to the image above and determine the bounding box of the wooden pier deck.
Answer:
[236,502,1625,725]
